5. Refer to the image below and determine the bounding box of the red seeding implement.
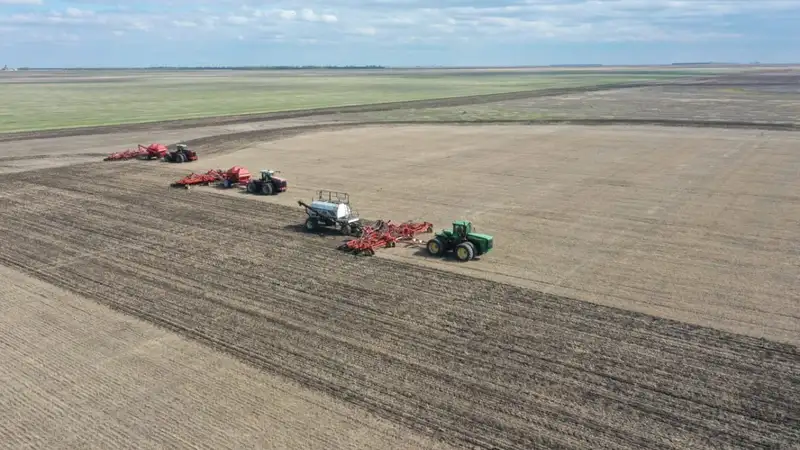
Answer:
[338,220,434,256]
[104,143,169,161]
[219,166,252,188]
[170,166,252,189]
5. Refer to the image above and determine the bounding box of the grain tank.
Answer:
[297,190,363,236]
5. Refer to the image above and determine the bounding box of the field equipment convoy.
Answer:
[164,144,198,163]
[426,220,494,262]
[104,143,168,161]
[298,190,362,236]
[246,170,287,195]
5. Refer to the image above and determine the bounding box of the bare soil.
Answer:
[0,161,797,450]
[198,124,800,345]
[0,265,456,450]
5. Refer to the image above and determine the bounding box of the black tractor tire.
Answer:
[465,241,478,256]
[304,218,318,232]
[246,181,258,194]
[454,242,475,262]
[262,182,274,195]
[427,238,446,257]
[179,153,187,163]
[341,223,352,236]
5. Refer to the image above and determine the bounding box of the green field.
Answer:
[1,71,698,133]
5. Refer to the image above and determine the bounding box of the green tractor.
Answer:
[426,220,494,262]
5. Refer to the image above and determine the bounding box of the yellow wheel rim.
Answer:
[457,247,469,260]
[429,242,439,253]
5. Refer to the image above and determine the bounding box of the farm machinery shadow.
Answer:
[409,247,488,263]
[282,223,352,238]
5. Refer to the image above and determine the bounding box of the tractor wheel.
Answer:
[262,182,274,195]
[341,223,352,236]
[246,181,258,194]
[465,241,478,256]
[454,242,474,262]
[426,238,445,257]
[304,218,318,232]
[180,153,187,163]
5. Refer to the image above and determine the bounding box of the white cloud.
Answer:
[278,9,296,20]
[352,26,376,36]
[173,20,197,28]
[0,0,796,49]
[226,15,249,25]
[299,8,338,23]
[64,7,93,18]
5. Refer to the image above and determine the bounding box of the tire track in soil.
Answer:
[1,164,798,450]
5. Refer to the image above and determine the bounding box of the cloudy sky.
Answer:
[0,0,797,67]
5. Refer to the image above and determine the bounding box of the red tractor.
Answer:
[164,144,198,163]
[246,170,287,195]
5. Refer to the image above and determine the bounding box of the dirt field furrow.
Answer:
[0,266,456,450]
[1,162,797,450]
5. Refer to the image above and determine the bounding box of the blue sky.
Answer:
[0,0,797,67]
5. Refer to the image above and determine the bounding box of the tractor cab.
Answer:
[176,144,188,152]
[452,220,471,238]
[260,169,279,181]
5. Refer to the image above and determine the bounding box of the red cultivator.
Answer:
[170,166,252,189]
[104,143,168,161]
[338,220,434,256]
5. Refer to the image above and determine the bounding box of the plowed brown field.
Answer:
[1,160,798,449]
[0,265,456,450]
[2,71,799,449]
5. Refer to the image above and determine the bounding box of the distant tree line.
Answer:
[12,65,387,71]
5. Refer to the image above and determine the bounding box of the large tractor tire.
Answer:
[426,238,445,257]
[454,242,475,262]
[304,218,318,232]
[246,181,258,194]
[341,223,352,236]
[261,182,274,195]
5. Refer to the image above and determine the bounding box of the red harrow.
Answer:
[170,166,252,189]
[338,220,434,256]
[104,143,168,161]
